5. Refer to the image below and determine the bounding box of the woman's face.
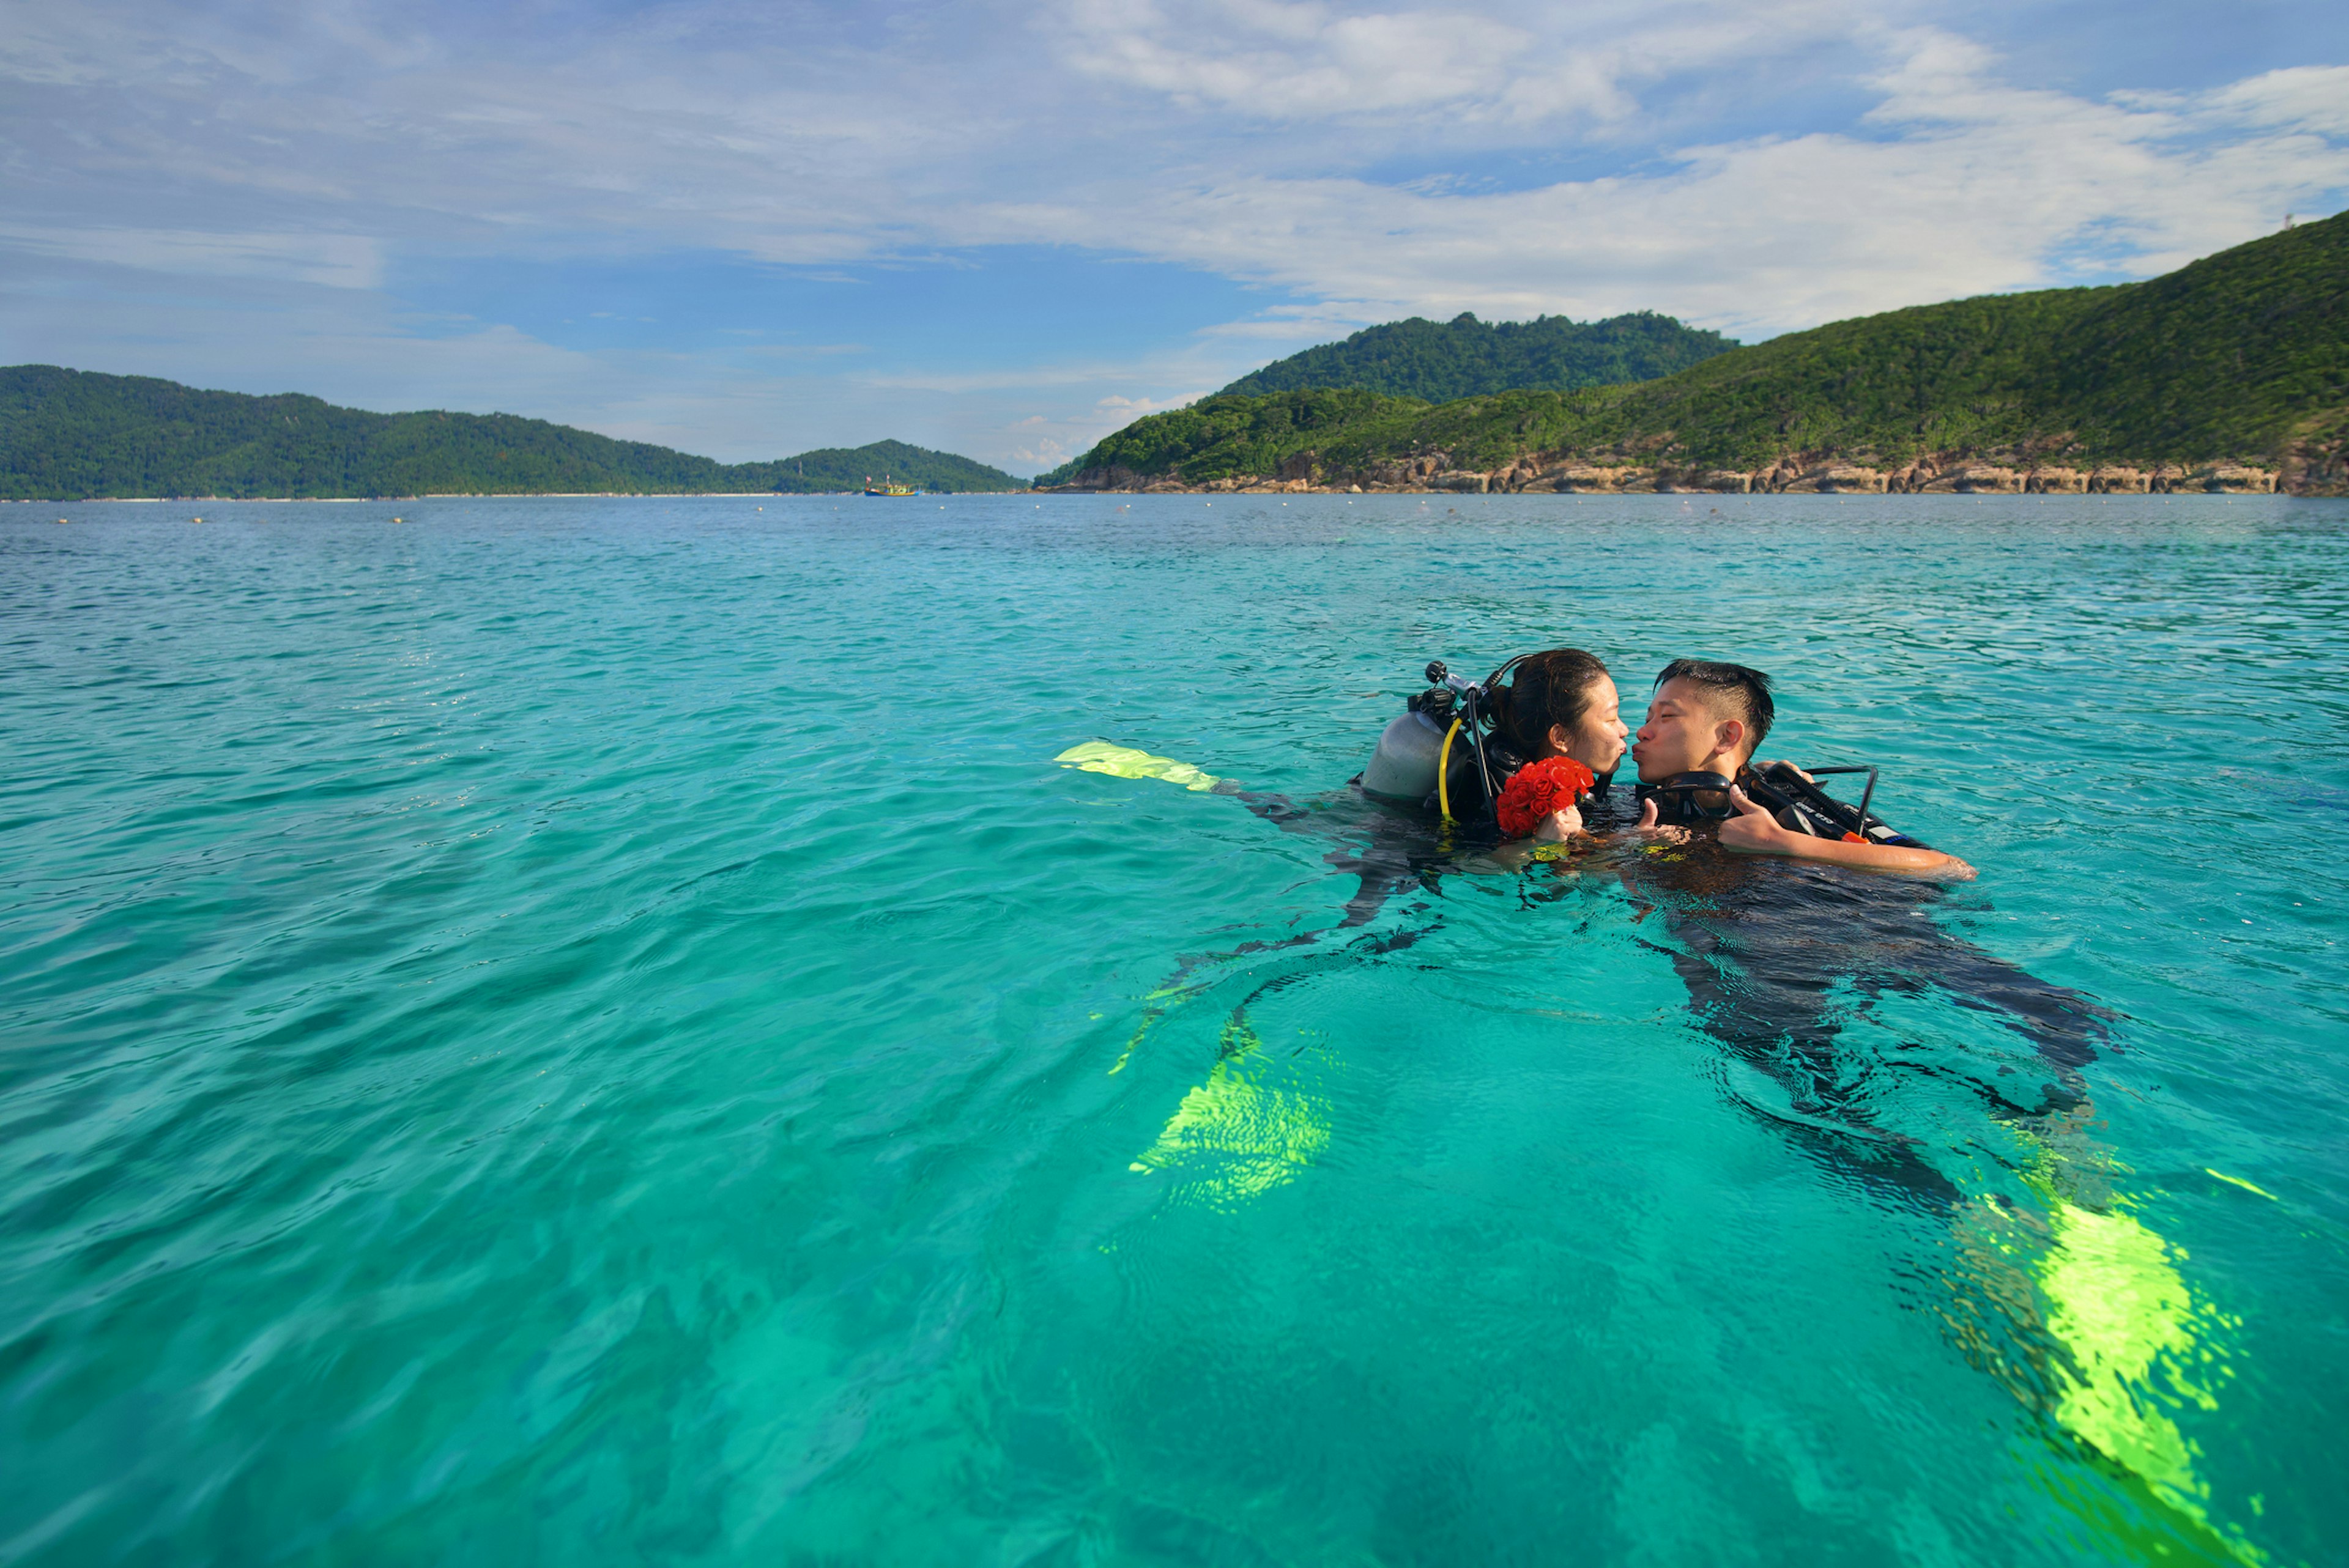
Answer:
[1551,673,1630,774]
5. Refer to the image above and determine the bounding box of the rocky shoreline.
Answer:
[1048,451,2309,497]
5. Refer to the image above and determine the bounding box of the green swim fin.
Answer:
[1056,740,1225,793]
[1130,1018,1330,1209]
[1993,1140,2262,1563]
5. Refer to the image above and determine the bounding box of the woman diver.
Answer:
[1366,647,1631,840]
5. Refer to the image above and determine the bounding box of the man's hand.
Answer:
[1635,795,1689,845]
[1757,760,1816,783]
[1534,804,1584,841]
[1717,785,1792,855]
[1718,784,1975,878]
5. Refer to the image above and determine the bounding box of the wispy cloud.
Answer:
[746,342,870,358]
[1097,390,1206,415]
[0,226,385,289]
[1054,0,1556,120]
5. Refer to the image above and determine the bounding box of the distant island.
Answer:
[1044,210,2348,497]
[0,368,1029,500]
[1217,311,1736,403]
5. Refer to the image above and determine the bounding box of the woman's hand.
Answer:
[1534,804,1584,841]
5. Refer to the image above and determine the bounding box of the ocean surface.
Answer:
[3,492,2345,1567]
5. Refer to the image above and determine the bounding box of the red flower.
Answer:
[1495,756,1597,838]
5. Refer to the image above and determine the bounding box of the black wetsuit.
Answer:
[1627,768,2106,1100]
[1215,758,2113,1210]
[1591,821,2110,1207]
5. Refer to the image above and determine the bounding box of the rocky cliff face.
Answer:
[2277,415,2349,495]
[1056,453,2296,497]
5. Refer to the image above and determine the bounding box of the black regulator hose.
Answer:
[1464,687,1499,816]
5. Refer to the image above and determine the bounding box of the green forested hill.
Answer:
[1218,311,1736,401]
[1053,212,2349,490]
[0,368,1027,498]
[774,439,1018,493]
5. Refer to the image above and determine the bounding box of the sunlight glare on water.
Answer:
[2,494,2344,1566]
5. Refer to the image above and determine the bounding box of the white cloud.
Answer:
[961,28,2349,336]
[1056,0,1547,119]
[1047,0,1892,128]
[2169,64,2349,138]
[7,1,2338,326]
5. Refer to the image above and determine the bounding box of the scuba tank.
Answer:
[1360,708,1449,803]
[1358,659,1531,822]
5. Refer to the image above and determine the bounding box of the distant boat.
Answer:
[864,474,919,497]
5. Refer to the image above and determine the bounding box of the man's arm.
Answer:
[1717,785,1975,878]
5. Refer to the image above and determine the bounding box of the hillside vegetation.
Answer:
[0,368,1027,498]
[1054,212,2349,494]
[1218,311,1736,402]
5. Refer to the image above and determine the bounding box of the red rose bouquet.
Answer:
[1494,756,1597,838]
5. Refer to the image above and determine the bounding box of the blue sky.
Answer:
[4,1,2345,475]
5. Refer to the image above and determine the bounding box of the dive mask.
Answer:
[1638,771,1739,823]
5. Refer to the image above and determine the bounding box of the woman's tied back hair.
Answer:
[1654,659,1775,753]
[1490,648,1612,756]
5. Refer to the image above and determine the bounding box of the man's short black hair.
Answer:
[1655,659,1775,755]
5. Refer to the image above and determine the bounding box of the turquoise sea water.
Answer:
[4,493,2345,1566]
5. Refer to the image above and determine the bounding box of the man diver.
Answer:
[1619,659,1973,878]
[1571,657,2102,1143]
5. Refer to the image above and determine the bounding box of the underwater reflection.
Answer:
[1065,746,2260,1561]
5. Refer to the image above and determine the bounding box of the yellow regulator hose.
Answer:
[1436,718,1464,821]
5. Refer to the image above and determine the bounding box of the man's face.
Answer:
[1631,678,1740,783]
